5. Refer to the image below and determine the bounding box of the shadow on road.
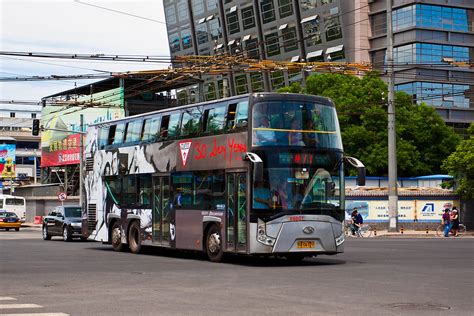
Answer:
[86,243,347,267]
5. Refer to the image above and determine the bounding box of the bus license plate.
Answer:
[297,241,315,249]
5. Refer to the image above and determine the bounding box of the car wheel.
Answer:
[15,227,20,231]
[80,236,87,242]
[6,228,10,231]
[128,221,142,254]
[205,224,223,262]
[42,226,51,240]
[111,221,125,252]
[63,226,72,242]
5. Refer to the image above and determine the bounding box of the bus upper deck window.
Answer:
[113,123,126,145]
[205,105,226,133]
[107,125,116,145]
[125,120,143,143]
[143,117,161,142]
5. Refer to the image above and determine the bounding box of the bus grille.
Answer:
[85,157,94,171]
[87,204,97,231]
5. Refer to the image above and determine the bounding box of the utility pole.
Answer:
[386,0,398,232]
[79,114,84,212]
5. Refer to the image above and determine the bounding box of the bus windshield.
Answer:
[252,100,342,150]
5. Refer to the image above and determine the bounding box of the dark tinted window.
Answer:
[65,207,82,218]
[6,198,24,206]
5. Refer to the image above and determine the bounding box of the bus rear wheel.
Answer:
[205,225,223,262]
[111,221,125,252]
[128,221,142,254]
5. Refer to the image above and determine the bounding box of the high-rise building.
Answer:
[163,0,473,132]
[368,0,474,135]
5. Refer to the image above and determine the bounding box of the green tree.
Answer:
[442,123,474,199]
[279,72,461,176]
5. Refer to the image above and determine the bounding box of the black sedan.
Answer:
[42,206,86,241]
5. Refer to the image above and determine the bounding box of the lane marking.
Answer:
[0,297,17,301]
[1,314,69,316]
[0,303,42,309]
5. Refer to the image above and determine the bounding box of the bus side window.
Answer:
[167,112,182,139]
[234,100,248,128]
[124,120,143,144]
[204,104,226,133]
[160,115,170,139]
[0,199,3,209]
[226,103,237,129]
[98,126,109,149]
[143,117,161,142]
[112,123,126,145]
[107,125,116,145]
[181,107,202,137]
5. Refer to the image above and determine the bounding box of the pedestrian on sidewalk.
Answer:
[451,207,460,237]
[442,208,451,237]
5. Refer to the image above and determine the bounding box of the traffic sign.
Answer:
[58,192,67,201]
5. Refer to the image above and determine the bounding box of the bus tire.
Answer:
[128,221,142,254]
[205,224,223,262]
[111,221,125,252]
[42,225,51,240]
[15,227,20,231]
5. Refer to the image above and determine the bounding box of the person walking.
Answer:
[451,207,460,237]
[441,208,451,237]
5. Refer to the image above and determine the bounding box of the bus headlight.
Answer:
[257,219,275,246]
[335,233,344,247]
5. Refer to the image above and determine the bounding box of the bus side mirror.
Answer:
[344,156,366,186]
[243,152,263,181]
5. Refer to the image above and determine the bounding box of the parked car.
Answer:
[0,211,22,231]
[42,206,85,241]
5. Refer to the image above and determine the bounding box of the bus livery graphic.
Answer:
[83,93,365,262]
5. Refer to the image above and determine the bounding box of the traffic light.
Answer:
[32,119,41,136]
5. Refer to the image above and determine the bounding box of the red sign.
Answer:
[179,140,192,167]
[58,192,67,201]
[41,134,81,167]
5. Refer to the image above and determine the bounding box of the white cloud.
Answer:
[0,0,170,101]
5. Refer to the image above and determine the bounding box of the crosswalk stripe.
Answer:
[0,297,17,301]
[0,314,69,316]
[0,303,42,309]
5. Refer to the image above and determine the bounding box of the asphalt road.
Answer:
[1,227,473,316]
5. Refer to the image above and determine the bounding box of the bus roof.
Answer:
[87,93,334,127]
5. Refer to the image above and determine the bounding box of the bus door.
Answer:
[152,176,171,246]
[226,172,247,253]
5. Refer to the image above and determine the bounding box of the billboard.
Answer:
[0,144,15,178]
[41,87,125,167]
[346,199,459,222]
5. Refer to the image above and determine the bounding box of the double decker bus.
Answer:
[83,93,365,262]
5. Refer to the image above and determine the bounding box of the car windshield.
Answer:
[65,207,82,218]
[0,212,17,218]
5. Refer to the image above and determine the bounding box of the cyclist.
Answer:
[350,208,363,236]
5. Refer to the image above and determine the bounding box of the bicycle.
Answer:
[435,223,467,237]
[345,223,373,238]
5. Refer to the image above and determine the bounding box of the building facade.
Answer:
[163,0,474,131]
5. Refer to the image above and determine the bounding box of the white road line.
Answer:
[0,297,17,301]
[0,303,42,309]
[0,314,69,316]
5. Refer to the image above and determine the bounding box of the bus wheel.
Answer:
[205,225,223,262]
[128,221,142,254]
[111,222,125,252]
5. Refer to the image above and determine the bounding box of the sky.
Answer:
[0,0,170,105]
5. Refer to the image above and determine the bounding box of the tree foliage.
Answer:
[279,72,461,176]
[442,123,474,199]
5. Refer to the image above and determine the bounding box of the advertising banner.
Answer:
[0,144,16,178]
[346,199,459,222]
[41,87,125,167]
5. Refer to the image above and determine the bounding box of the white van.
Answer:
[0,195,26,222]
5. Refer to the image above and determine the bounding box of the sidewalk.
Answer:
[370,229,474,238]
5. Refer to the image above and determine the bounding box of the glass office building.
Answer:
[163,0,473,132]
[369,0,474,133]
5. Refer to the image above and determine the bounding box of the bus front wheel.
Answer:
[128,221,142,254]
[205,225,223,262]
